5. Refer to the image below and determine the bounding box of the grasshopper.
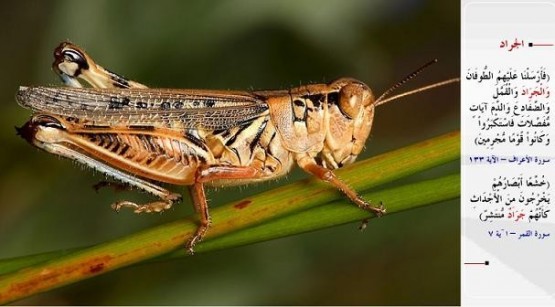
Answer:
[16,42,458,253]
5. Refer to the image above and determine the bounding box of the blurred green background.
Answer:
[0,0,460,305]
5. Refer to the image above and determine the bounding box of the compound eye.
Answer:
[338,83,365,119]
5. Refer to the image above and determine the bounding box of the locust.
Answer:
[16,42,458,253]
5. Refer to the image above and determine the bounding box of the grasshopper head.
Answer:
[329,78,376,116]
[316,78,376,168]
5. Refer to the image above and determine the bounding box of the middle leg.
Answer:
[184,165,267,253]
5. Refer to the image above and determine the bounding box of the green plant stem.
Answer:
[171,173,459,257]
[0,131,459,304]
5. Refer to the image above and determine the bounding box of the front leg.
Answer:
[295,154,385,216]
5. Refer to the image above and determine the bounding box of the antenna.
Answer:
[374,59,459,107]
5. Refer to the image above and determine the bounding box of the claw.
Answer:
[185,237,198,255]
[357,201,385,231]
[184,215,211,254]
[358,218,369,231]
[354,197,386,216]
[373,201,386,217]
